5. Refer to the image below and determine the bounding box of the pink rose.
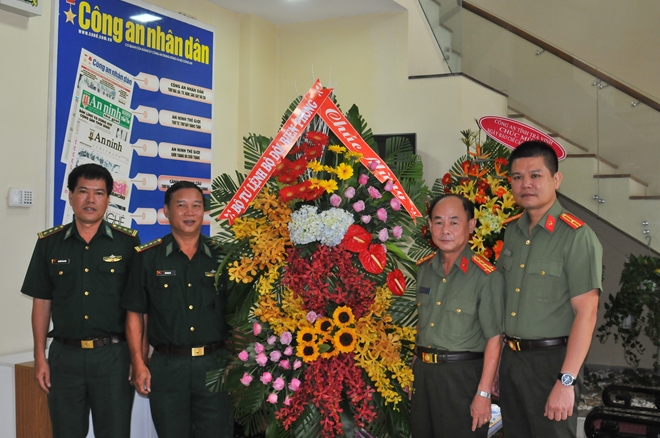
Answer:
[376,208,387,222]
[270,350,282,362]
[273,377,285,391]
[392,225,403,239]
[279,359,291,370]
[253,322,262,336]
[330,194,342,207]
[344,187,356,199]
[353,200,365,212]
[267,393,278,404]
[260,372,273,384]
[384,180,394,191]
[361,215,371,224]
[267,335,277,345]
[254,343,265,354]
[238,350,249,362]
[289,378,301,391]
[255,353,268,366]
[306,311,317,324]
[369,160,378,171]
[284,396,291,406]
[378,228,389,242]
[280,331,292,345]
[240,373,253,386]
[358,174,368,185]
[390,198,401,211]
[368,186,382,199]
[283,346,293,356]
[293,359,302,370]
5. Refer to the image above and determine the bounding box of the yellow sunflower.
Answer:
[297,343,320,363]
[335,163,354,181]
[315,317,334,334]
[296,327,317,345]
[333,306,355,327]
[334,327,358,354]
[319,335,339,359]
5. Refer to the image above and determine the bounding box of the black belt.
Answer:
[154,341,224,357]
[54,334,126,349]
[416,346,484,364]
[504,334,568,352]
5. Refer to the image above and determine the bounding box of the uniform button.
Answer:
[189,305,193,310]
[430,323,435,327]
[85,246,89,250]
[417,302,421,306]
[511,312,516,317]
[84,268,89,273]
[164,284,168,288]
[59,271,63,276]
[519,264,525,269]
[515,288,520,293]
[525,240,530,245]
[436,301,441,306]
[84,291,89,296]
[110,269,115,273]
[442,278,447,283]
[190,327,195,331]
[84,315,89,320]
[188,283,192,288]
[456,308,462,313]
[541,270,545,276]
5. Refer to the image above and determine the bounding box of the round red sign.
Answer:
[478,116,567,160]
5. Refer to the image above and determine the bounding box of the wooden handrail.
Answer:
[462,1,660,113]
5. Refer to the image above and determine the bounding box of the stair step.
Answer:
[506,108,589,153]
[566,154,619,170]
[594,174,649,187]
[630,196,660,200]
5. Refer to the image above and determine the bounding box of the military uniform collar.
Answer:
[516,199,563,235]
[64,219,113,240]
[164,234,213,259]
[432,245,473,276]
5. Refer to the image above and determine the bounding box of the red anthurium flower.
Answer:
[386,269,406,296]
[442,172,452,186]
[358,244,386,274]
[341,225,372,253]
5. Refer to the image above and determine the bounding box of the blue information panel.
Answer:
[51,0,214,242]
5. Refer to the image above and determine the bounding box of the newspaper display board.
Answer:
[51,0,214,242]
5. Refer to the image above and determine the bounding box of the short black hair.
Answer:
[164,180,204,206]
[509,140,559,175]
[67,163,113,194]
[428,194,475,221]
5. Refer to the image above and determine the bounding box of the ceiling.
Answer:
[206,0,405,26]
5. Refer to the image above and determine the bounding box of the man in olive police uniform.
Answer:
[122,181,232,438]
[21,163,139,438]
[497,141,602,437]
[411,194,504,437]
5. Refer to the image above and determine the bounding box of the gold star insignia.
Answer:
[64,7,76,23]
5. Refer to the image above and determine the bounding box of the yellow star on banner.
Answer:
[64,7,76,23]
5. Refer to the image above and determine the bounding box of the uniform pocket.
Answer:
[442,298,477,336]
[526,261,564,301]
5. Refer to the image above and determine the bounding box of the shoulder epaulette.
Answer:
[110,223,138,237]
[471,254,496,274]
[37,225,66,239]
[559,212,585,230]
[135,238,163,253]
[416,253,435,266]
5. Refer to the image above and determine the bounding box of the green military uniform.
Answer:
[121,233,232,438]
[411,246,504,438]
[21,220,139,438]
[496,200,602,438]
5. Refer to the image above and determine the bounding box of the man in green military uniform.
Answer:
[122,181,232,438]
[411,194,504,437]
[497,141,602,438]
[21,163,140,438]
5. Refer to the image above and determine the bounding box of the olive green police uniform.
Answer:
[411,246,504,438]
[21,221,139,438]
[121,234,232,438]
[497,200,602,438]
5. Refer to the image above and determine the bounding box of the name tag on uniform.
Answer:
[156,270,176,276]
[419,287,431,295]
[103,255,122,262]
[205,270,216,278]
[51,259,70,264]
